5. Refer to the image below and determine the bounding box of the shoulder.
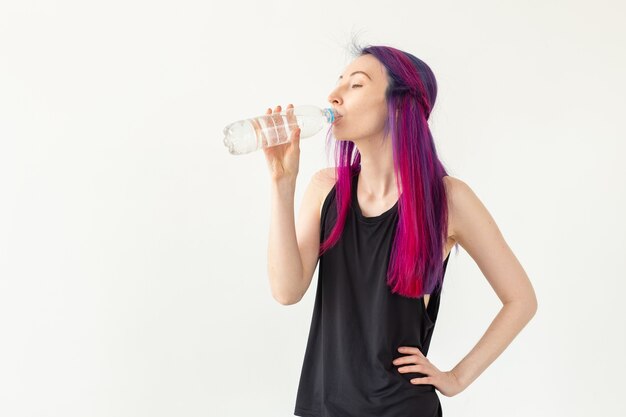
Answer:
[442,175,463,196]
[312,167,337,194]
[313,167,337,185]
[311,167,338,214]
[443,175,482,209]
[442,175,490,241]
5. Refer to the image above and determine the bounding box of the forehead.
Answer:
[340,54,387,82]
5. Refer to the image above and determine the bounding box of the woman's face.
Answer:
[327,54,390,142]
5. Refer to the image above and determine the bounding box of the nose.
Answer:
[327,87,342,107]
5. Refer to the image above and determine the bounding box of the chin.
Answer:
[331,128,349,141]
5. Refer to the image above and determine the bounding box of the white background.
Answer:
[1,1,624,416]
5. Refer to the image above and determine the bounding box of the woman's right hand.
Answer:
[261,104,301,183]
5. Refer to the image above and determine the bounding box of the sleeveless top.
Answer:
[294,172,451,417]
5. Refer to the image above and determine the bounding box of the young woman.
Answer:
[265,44,537,417]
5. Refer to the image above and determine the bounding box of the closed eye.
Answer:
[352,84,362,88]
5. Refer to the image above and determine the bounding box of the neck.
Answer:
[355,136,399,198]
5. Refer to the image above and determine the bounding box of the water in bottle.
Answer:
[223,105,339,155]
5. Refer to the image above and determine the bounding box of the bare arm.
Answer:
[267,178,304,305]
[267,168,330,305]
[448,177,538,390]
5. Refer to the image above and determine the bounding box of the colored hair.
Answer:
[318,43,459,299]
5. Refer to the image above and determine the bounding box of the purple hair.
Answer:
[319,43,458,299]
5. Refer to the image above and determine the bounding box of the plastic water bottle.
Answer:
[223,105,338,155]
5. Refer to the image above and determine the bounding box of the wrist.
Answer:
[271,176,297,190]
[448,368,467,391]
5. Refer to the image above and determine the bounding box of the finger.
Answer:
[393,353,429,368]
[392,356,415,366]
[398,346,425,358]
[397,363,427,374]
[265,105,280,146]
[286,104,301,146]
[285,103,298,132]
[272,105,288,145]
[410,376,433,385]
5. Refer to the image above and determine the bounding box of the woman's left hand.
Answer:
[393,346,465,397]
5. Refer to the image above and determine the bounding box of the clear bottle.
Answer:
[223,105,338,155]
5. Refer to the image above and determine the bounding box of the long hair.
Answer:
[319,43,459,299]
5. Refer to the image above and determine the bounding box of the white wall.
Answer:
[0,0,624,416]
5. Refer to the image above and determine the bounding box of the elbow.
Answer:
[527,288,539,317]
[504,293,538,320]
[273,292,301,306]
[275,297,300,306]
[530,295,538,318]
[522,294,538,321]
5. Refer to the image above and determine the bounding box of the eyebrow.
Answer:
[337,71,372,81]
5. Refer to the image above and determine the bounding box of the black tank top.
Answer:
[294,172,451,417]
